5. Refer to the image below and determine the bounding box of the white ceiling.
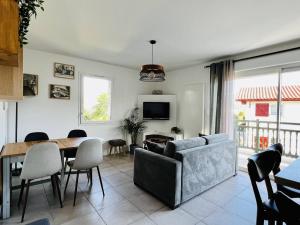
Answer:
[27,0,300,71]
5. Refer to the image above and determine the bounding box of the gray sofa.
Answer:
[134,133,237,208]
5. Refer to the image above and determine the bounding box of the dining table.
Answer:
[0,137,94,219]
[275,158,300,190]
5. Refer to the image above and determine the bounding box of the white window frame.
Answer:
[79,73,112,124]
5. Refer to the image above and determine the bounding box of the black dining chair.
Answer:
[248,150,300,225]
[64,129,87,168]
[24,132,49,142]
[268,143,300,198]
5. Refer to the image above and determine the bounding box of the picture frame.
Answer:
[49,84,71,100]
[23,73,38,96]
[54,62,75,79]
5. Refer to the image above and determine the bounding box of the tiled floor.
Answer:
[2,154,265,225]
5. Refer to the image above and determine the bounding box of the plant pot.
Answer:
[129,144,139,155]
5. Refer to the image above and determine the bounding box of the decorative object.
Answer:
[140,40,165,82]
[152,90,163,95]
[23,73,38,96]
[54,63,75,79]
[171,127,181,134]
[18,0,45,46]
[49,84,70,100]
[120,108,147,154]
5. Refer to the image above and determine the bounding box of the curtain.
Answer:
[209,60,235,139]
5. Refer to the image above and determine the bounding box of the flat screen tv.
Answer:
[143,102,170,120]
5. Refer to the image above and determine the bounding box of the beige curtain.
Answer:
[220,60,235,139]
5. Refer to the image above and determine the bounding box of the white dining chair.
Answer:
[64,138,105,206]
[18,142,63,223]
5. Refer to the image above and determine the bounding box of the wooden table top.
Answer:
[275,158,300,190]
[1,137,93,158]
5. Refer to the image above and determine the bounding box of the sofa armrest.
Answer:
[134,148,182,208]
[174,141,236,202]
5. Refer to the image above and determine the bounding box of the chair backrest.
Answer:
[21,143,62,180]
[24,132,49,142]
[247,150,281,209]
[73,139,103,170]
[67,129,87,138]
[268,143,283,174]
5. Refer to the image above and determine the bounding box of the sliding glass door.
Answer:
[279,68,300,160]
[235,65,300,170]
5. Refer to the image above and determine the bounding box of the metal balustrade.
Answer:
[237,120,300,158]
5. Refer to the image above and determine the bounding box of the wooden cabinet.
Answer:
[0,0,23,101]
[0,48,23,100]
[0,0,19,67]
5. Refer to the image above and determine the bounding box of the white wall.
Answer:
[159,64,210,138]
[7,49,156,151]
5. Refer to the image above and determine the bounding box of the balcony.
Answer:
[237,119,298,170]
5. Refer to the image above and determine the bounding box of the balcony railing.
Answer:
[237,120,300,158]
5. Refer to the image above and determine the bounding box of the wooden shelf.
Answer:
[0,48,23,101]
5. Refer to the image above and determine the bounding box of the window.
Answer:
[80,74,111,123]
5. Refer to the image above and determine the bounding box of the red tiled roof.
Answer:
[236,85,300,102]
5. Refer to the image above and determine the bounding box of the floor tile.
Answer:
[114,182,144,198]
[203,208,252,225]
[223,197,257,224]
[149,207,199,225]
[128,193,164,215]
[129,216,157,225]
[104,172,132,187]
[50,197,97,225]
[98,200,145,225]
[85,188,125,210]
[181,196,221,220]
[200,185,236,207]
[60,212,106,225]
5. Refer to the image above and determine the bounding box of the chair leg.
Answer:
[109,146,112,155]
[18,179,25,207]
[54,174,63,208]
[89,169,93,186]
[256,212,264,225]
[73,170,80,206]
[268,220,275,225]
[21,179,31,223]
[51,175,56,196]
[64,167,72,194]
[96,166,105,196]
[64,158,68,172]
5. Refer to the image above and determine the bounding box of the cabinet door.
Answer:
[0,0,19,66]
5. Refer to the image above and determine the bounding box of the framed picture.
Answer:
[49,84,70,100]
[54,62,75,79]
[23,73,38,96]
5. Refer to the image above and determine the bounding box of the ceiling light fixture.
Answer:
[140,40,165,82]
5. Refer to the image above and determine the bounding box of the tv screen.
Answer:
[143,102,170,120]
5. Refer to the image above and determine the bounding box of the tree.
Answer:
[83,93,110,121]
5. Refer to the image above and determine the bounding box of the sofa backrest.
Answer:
[203,133,228,144]
[163,137,206,158]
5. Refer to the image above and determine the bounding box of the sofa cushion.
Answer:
[145,141,165,154]
[203,133,228,144]
[164,137,206,158]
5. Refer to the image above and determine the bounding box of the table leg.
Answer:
[60,151,65,201]
[2,157,11,219]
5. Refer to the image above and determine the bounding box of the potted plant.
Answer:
[18,0,45,46]
[121,108,147,154]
